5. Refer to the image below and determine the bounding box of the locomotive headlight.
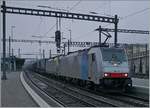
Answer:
[104,73,108,77]
[122,73,128,77]
[124,73,128,77]
[104,73,110,77]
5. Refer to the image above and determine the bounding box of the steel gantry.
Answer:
[95,27,149,34]
[95,26,149,45]
[4,38,147,48]
[3,38,99,47]
[1,6,116,23]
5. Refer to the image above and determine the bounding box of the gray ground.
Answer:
[132,78,149,88]
[1,71,38,107]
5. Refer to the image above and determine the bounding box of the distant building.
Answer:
[125,44,149,78]
[1,56,25,71]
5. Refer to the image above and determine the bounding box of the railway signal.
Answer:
[55,30,61,53]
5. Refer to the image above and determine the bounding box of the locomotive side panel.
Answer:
[58,57,67,76]
[41,59,46,72]
[88,47,102,84]
[46,59,57,74]
[59,54,81,79]
[80,51,88,80]
[71,55,81,79]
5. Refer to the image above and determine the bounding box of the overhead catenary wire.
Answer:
[43,23,56,37]
[38,2,150,42]
[66,0,82,41]
[103,7,150,28]
[72,30,95,40]
[33,16,43,36]
[120,8,150,20]
[41,1,82,38]
[43,0,82,40]
[73,1,112,40]
[69,0,82,11]
[75,7,150,42]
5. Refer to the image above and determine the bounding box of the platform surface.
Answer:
[1,71,38,107]
[132,77,149,88]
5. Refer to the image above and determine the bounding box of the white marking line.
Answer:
[20,72,50,107]
[133,85,149,89]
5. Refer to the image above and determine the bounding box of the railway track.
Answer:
[24,71,65,107]
[94,91,149,107]
[32,73,120,107]
[25,71,116,107]
[85,84,149,107]
[76,82,149,107]
[120,92,149,102]
[25,71,149,107]
[31,71,149,107]
[36,72,149,107]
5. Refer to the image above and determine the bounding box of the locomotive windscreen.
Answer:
[101,48,127,62]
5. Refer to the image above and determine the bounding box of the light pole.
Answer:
[32,35,42,59]
[68,29,72,53]
[68,39,70,53]
[11,26,15,40]
[9,26,15,71]
[10,26,16,72]
[8,36,11,72]
[43,49,45,59]
[18,48,21,58]
[68,29,72,42]
[32,35,50,59]
[49,50,51,58]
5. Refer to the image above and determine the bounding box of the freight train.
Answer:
[24,45,132,91]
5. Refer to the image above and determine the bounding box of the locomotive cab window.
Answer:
[92,53,95,62]
[101,48,127,62]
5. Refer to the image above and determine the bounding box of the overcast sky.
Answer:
[0,0,150,58]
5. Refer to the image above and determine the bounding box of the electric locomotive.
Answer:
[44,45,132,91]
[98,47,132,89]
[24,44,132,92]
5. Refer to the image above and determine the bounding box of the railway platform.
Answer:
[1,71,38,107]
[132,77,149,88]
[132,77,149,95]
